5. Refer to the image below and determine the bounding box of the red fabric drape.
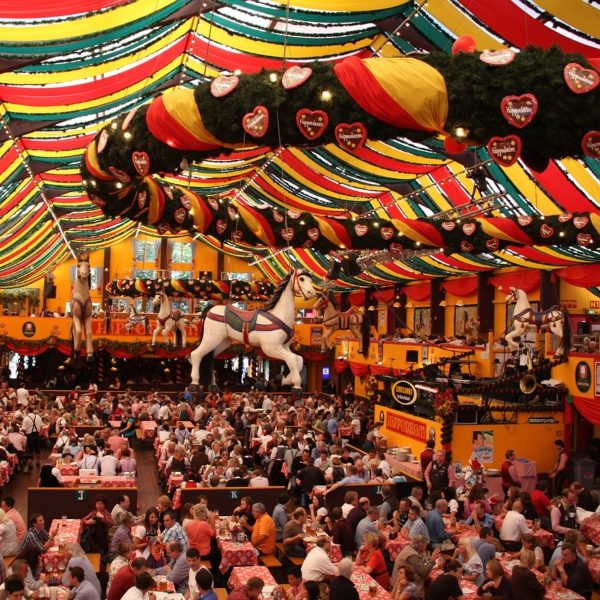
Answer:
[556,265,600,288]
[488,270,540,293]
[349,361,369,377]
[349,290,366,306]
[440,277,478,298]
[333,359,349,373]
[301,351,327,362]
[572,396,599,426]
[403,282,431,302]
[370,364,391,376]
[372,288,395,304]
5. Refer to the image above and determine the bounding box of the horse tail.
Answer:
[196,302,214,343]
[360,313,370,357]
[175,324,183,347]
[562,309,571,355]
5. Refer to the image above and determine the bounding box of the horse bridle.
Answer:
[291,271,312,301]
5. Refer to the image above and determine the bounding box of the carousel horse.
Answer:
[125,303,149,334]
[505,287,570,356]
[314,291,370,356]
[71,253,94,362]
[151,290,189,347]
[189,269,317,393]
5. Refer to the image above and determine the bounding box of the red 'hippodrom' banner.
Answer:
[385,411,427,443]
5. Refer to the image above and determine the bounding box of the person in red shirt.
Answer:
[420,440,435,475]
[107,558,148,600]
[355,532,390,590]
[500,450,521,498]
[531,480,552,518]
[227,577,264,600]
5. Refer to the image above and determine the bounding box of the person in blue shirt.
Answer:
[425,499,453,548]
[465,501,495,531]
[196,568,217,600]
[323,465,364,496]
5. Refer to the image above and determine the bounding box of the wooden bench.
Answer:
[276,542,303,566]
[199,560,212,570]
[259,554,282,568]
[3,555,15,572]
[214,589,228,600]
[86,553,102,573]
[135,429,143,440]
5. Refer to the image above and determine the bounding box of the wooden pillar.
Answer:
[540,270,559,310]
[478,272,494,335]
[430,280,445,336]
[217,252,224,280]
[102,247,111,307]
[159,238,169,276]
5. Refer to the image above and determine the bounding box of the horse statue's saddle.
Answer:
[514,305,560,327]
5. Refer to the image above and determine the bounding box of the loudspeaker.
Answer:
[454,405,478,424]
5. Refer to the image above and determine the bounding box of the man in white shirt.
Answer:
[499,499,531,551]
[16,387,29,408]
[248,469,269,487]
[262,396,273,412]
[99,449,119,477]
[301,536,338,582]
[21,409,44,466]
[184,548,211,599]
[120,571,155,600]
[111,495,131,524]
[341,491,358,519]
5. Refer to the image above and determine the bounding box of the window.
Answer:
[171,242,193,264]
[134,298,155,312]
[171,270,193,279]
[134,269,157,280]
[134,240,159,263]
[171,299,190,313]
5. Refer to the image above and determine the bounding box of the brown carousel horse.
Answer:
[315,291,370,356]
[71,253,94,362]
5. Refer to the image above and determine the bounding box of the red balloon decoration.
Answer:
[444,135,467,154]
[452,35,476,55]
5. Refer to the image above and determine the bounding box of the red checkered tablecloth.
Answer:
[544,582,585,600]
[41,551,70,573]
[581,519,600,546]
[588,556,600,584]
[167,473,184,494]
[0,461,13,486]
[141,421,157,439]
[384,535,411,561]
[49,519,83,544]
[57,465,79,476]
[217,538,258,573]
[227,566,276,590]
[173,482,200,510]
[350,570,392,600]
[61,475,136,488]
[498,553,545,583]
[430,568,479,600]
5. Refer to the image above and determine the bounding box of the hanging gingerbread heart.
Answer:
[132,151,150,176]
[354,224,368,237]
[573,216,589,229]
[390,243,404,254]
[216,220,227,234]
[558,212,573,223]
[210,75,239,98]
[462,223,476,236]
[479,48,516,66]
[230,231,243,242]
[517,215,533,227]
[227,206,237,220]
[156,223,169,235]
[577,233,593,246]
[500,93,538,129]
[487,135,521,166]
[208,198,219,211]
[109,167,132,183]
[335,122,367,152]
[287,210,301,220]
[180,196,191,210]
[137,191,147,209]
[582,131,600,159]
[122,106,139,130]
[485,237,500,251]
[174,208,187,224]
[97,130,109,153]
[282,66,312,90]
[164,186,173,200]
[307,228,320,241]
[564,63,599,94]
[441,221,456,232]
[242,106,269,138]
[460,241,474,252]
[296,109,329,140]
[281,227,294,241]
[540,223,554,238]
[380,227,394,240]
[273,209,284,223]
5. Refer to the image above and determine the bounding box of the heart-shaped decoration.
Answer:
[122,106,139,131]
[307,228,320,241]
[282,66,312,90]
[485,237,500,251]
[500,93,538,129]
[164,186,173,200]
[441,221,456,231]
[564,63,600,94]
[479,48,516,66]
[287,210,301,220]
[281,227,294,241]
[460,241,474,252]
[109,167,132,183]
[558,212,573,223]
[157,223,169,235]
[132,151,150,176]
[582,131,600,159]
[487,135,522,166]
[210,75,239,98]
[518,215,533,227]
[462,223,476,236]
[174,207,187,224]
[137,191,147,209]
[390,243,404,254]
[296,109,329,140]
[273,209,284,223]
[208,198,220,211]
[540,223,554,238]
[302,240,313,249]
[242,105,269,138]
[335,122,367,152]
[216,220,227,234]
[97,130,109,153]
[380,227,394,240]
[354,224,368,237]
[227,206,237,220]
[577,233,593,246]
[574,216,589,229]
[230,231,243,242]
[180,196,191,210]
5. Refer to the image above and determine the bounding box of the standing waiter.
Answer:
[500,450,521,499]
[424,449,455,503]
[22,406,44,468]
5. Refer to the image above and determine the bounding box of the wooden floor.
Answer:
[3,443,161,519]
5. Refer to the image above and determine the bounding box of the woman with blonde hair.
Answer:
[185,503,220,571]
[518,533,544,570]
[0,508,18,556]
[60,542,101,596]
[356,532,390,590]
[452,536,484,586]
[511,548,545,600]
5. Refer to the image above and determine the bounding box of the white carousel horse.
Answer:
[189,269,317,393]
[125,303,149,334]
[71,253,94,362]
[314,291,370,356]
[151,290,189,347]
[505,287,570,356]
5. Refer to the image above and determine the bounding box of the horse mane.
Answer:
[263,272,293,311]
[324,290,338,308]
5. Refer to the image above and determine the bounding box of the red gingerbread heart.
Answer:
[174,208,187,224]
[500,94,538,129]
[564,63,599,94]
[540,224,554,238]
[230,230,243,242]
[380,227,394,240]
[132,151,150,176]
[354,224,368,237]
[97,130,109,154]
[137,191,147,209]
[287,211,301,220]
[216,220,227,234]
[582,131,600,159]
[460,241,474,252]
[577,233,593,246]
[518,215,533,227]
[441,221,456,231]
[485,237,500,251]
[122,106,139,131]
[281,227,294,241]
[227,206,237,220]
[462,223,476,236]
[242,106,269,138]
[282,66,312,90]
[487,135,522,166]
[273,210,284,223]
[573,216,589,229]
[335,122,367,152]
[307,228,320,241]
[210,75,239,98]
[296,109,329,140]
[479,49,516,66]
[558,212,573,223]
[208,198,219,211]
